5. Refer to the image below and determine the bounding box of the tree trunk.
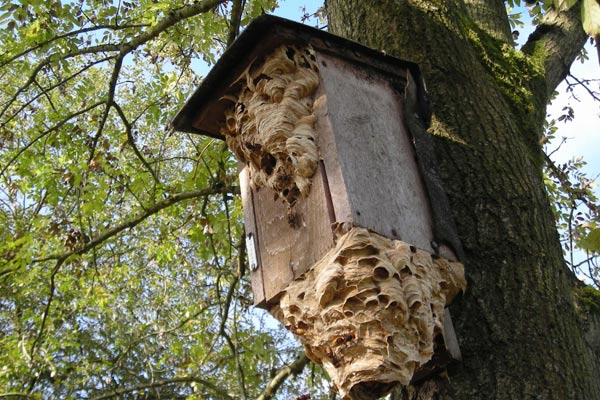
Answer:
[326,1,600,398]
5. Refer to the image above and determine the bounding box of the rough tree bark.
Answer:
[325,0,600,399]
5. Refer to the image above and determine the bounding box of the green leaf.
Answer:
[579,228,600,253]
[554,0,578,11]
[582,0,600,37]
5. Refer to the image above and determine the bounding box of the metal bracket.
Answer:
[246,233,259,271]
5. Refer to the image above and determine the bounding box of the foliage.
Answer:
[0,0,598,399]
[576,285,600,314]
[0,0,323,398]
[543,117,600,287]
[507,0,600,37]
[581,0,600,37]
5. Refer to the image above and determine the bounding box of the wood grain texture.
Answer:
[252,161,334,303]
[316,52,435,253]
[327,2,600,398]
[313,87,353,224]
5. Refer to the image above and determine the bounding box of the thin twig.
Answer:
[125,0,225,51]
[256,355,310,400]
[112,101,160,183]
[566,73,600,102]
[0,394,37,399]
[546,136,569,158]
[218,233,248,399]
[29,258,65,363]
[88,54,124,164]
[0,24,149,67]
[33,185,239,263]
[24,185,239,369]
[89,376,234,400]
[573,255,599,270]
[0,101,106,177]
[543,152,598,213]
[0,44,121,120]
[114,303,211,366]
[1,56,114,129]
[2,0,224,122]
[222,330,249,400]
[32,78,57,113]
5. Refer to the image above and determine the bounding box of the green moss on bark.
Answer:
[577,286,600,315]
[466,27,544,112]
[327,1,600,398]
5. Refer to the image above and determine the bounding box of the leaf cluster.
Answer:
[0,0,326,398]
[506,0,600,37]
[543,122,600,286]
[0,0,598,398]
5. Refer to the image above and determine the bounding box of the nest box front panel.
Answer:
[244,161,335,306]
[315,52,435,254]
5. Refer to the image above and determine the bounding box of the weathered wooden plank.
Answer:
[239,165,266,306]
[313,87,353,224]
[290,161,336,278]
[315,52,435,253]
[252,161,334,303]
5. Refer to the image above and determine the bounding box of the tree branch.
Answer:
[595,33,600,68]
[543,151,598,213]
[0,24,149,68]
[33,185,240,263]
[226,0,245,47]
[256,354,310,400]
[82,0,225,164]
[25,185,239,368]
[0,56,114,129]
[522,3,588,98]
[463,0,512,43]
[124,0,226,52]
[217,232,248,399]
[112,101,160,183]
[1,0,224,122]
[112,304,212,367]
[566,73,600,102]
[88,54,124,164]
[32,78,57,113]
[29,258,64,363]
[89,376,234,400]
[0,101,106,178]
[0,44,121,120]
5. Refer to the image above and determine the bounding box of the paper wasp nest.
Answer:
[270,227,466,400]
[221,45,320,224]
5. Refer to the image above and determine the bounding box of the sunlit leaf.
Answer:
[582,0,600,36]
[554,0,578,11]
[580,228,600,253]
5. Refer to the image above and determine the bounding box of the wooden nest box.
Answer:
[172,15,466,400]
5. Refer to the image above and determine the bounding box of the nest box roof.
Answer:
[170,14,421,138]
